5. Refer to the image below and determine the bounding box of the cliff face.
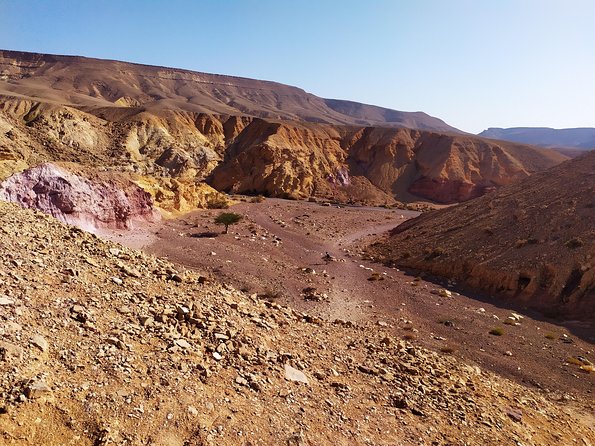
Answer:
[210,123,565,203]
[0,96,566,206]
[367,151,595,319]
[0,163,159,232]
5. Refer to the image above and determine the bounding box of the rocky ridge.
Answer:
[0,201,593,445]
[0,95,566,206]
[0,49,461,132]
[480,127,595,151]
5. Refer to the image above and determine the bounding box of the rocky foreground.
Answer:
[0,201,594,445]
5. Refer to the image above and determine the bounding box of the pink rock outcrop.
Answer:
[0,163,159,232]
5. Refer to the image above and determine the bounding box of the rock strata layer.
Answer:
[0,163,159,232]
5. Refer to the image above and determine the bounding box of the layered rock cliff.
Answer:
[0,49,461,132]
[0,96,566,205]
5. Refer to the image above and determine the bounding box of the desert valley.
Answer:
[0,49,593,446]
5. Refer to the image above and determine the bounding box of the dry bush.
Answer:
[489,327,504,336]
[251,195,266,203]
[207,197,230,209]
[565,238,584,249]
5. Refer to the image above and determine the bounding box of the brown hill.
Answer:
[1,201,594,445]
[367,152,595,319]
[0,49,461,132]
[0,93,566,206]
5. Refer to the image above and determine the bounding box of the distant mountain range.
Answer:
[0,49,461,134]
[479,127,595,151]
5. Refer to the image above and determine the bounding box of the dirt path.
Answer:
[107,198,594,414]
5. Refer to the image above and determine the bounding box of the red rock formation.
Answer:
[0,163,159,232]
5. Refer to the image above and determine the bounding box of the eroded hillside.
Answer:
[0,94,566,207]
[0,49,460,132]
[367,152,595,319]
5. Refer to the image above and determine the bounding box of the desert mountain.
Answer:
[480,127,595,151]
[367,151,595,319]
[0,49,568,207]
[0,49,460,132]
[1,201,594,445]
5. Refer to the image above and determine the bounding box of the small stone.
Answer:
[174,339,192,349]
[106,337,125,349]
[118,305,132,315]
[30,335,49,352]
[109,248,121,256]
[235,376,249,386]
[212,352,222,361]
[506,407,522,422]
[139,315,154,327]
[111,277,123,285]
[121,265,141,278]
[170,274,183,283]
[284,364,309,384]
[0,340,23,360]
[187,406,199,417]
[0,296,14,305]
[438,289,452,298]
[410,407,425,416]
[25,380,52,399]
[504,351,513,356]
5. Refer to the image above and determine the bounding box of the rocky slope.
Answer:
[480,127,595,151]
[0,94,566,206]
[0,201,594,445]
[367,151,595,319]
[0,163,159,232]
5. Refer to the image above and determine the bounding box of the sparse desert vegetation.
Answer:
[489,327,505,336]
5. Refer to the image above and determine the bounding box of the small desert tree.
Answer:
[215,212,242,234]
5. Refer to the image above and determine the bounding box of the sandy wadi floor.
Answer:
[105,198,594,405]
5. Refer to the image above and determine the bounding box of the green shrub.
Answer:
[214,212,242,234]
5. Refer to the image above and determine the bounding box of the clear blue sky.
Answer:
[1,0,594,133]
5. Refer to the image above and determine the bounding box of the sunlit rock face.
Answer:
[0,163,160,232]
